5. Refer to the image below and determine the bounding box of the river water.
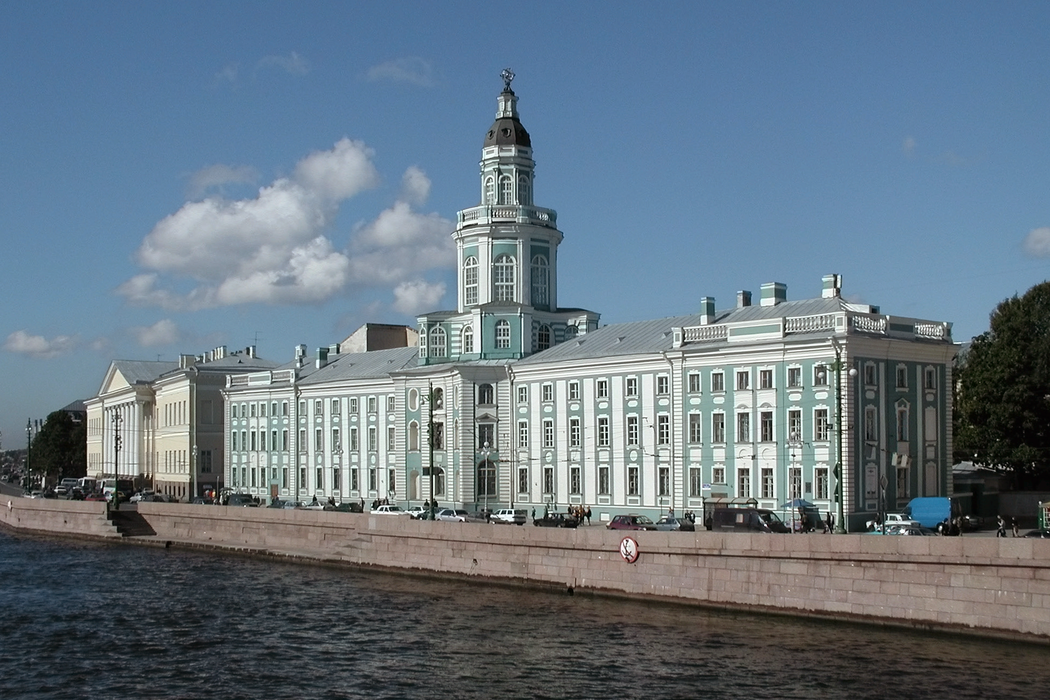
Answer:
[1,530,1047,700]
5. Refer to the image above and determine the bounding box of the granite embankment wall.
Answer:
[3,497,1049,642]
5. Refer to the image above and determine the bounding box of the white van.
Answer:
[492,508,527,525]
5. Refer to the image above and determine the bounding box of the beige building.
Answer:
[86,346,276,501]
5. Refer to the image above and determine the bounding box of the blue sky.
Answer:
[3,1,1049,447]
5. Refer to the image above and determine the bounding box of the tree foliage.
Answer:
[31,410,87,486]
[955,281,1050,488]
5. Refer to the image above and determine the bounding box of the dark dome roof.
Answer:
[484,92,531,148]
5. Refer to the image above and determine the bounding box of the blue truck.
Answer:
[906,497,975,532]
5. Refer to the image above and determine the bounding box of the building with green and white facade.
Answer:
[222,73,958,529]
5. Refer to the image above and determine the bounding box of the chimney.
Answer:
[822,274,842,299]
[178,354,195,369]
[760,282,787,307]
[329,343,340,355]
[316,347,329,369]
[737,290,752,309]
[699,296,716,325]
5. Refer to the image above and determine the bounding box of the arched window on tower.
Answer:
[493,254,515,302]
[518,175,531,205]
[429,326,447,357]
[495,320,511,349]
[484,176,495,205]
[499,175,513,204]
[531,254,549,307]
[464,256,479,305]
[461,325,474,354]
[537,324,552,351]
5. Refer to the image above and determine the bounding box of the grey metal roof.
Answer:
[190,355,279,373]
[112,360,179,384]
[299,346,420,385]
[516,297,848,365]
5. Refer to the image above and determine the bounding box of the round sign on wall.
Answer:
[619,536,639,563]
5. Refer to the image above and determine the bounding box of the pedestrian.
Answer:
[825,511,834,533]
[1012,517,1019,537]
[996,515,1006,538]
[586,506,592,525]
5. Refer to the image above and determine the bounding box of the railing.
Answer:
[850,314,887,335]
[914,322,949,340]
[784,314,837,334]
[457,204,557,228]
[681,325,728,343]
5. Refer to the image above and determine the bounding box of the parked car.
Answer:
[534,512,580,528]
[370,504,410,516]
[492,508,527,525]
[608,514,657,531]
[435,508,470,522]
[191,496,215,505]
[710,508,791,534]
[655,515,694,532]
[129,490,154,503]
[333,502,364,513]
[226,493,259,507]
[1024,529,1050,539]
[405,506,429,519]
[865,513,920,531]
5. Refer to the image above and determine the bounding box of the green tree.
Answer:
[955,281,1050,489]
[31,410,87,487]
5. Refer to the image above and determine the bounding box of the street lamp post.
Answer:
[480,441,491,515]
[111,411,123,510]
[830,339,857,534]
[25,419,32,492]
[426,383,436,520]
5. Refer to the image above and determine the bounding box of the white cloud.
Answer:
[186,164,258,200]
[1023,227,1050,258]
[257,51,310,76]
[3,330,77,358]
[366,57,437,87]
[132,319,180,347]
[121,142,454,312]
[393,280,446,314]
[902,136,916,157]
[214,63,239,85]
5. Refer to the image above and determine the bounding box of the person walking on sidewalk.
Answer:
[996,515,1006,538]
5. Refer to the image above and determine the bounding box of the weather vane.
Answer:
[501,68,515,91]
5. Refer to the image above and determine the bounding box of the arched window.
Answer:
[537,324,552,351]
[464,256,479,306]
[518,175,531,205]
[499,175,513,204]
[461,325,474,354]
[433,388,444,410]
[409,421,420,451]
[495,320,511,349]
[477,383,494,405]
[493,254,515,302]
[429,326,447,357]
[531,254,549,307]
[484,176,495,204]
[477,459,497,502]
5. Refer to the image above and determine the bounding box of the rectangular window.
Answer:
[569,418,581,448]
[251,403,257,418]
[598,417,610,447]
[788,409,802,443]
[368,397,377,414]
[736,370,750,391]
[737,412,750,443]
[865,406,878,442]
[711,372,725,392]
[789,466,802,500]
[760,369,773,390]
[314,400,322,415]
[315,428,322,452]
[626,377,638,396]
[543,466,554,494]
[251,431,257,451]
[737,467,751,498]
[924,367,936,390]
[712,413,725,443]
[350,467,358,492]
[896,406,909,441]
[271,430,278,452]
[816,467,829,500]
[658,466,670,496]
[815,409,830,441]
[760,411,773,442]
[518,467,529,494]
[688,372,701,393]
[713,466,726,484]
[200,450,213,473]
[231,431,238,452]
[542,384,553,402]
[349,398,358,414]
[626,415,639,446]
[433,422,444,450]
[478,423,495,449]
[368,427,377,452]
[596,379,609,399]
[814,365,828,387]
[331,427,340,452]
[568,381,580,400]
[787,366,802,388]
[349,427,359,451]
[598,466,610,495]
[517,420,529,449]
[387,396,396,412]
[387,427,395,451]
[627,466,640,496]
[657,414,670,445]
[369,468,377,491]
[689,467,703,497]
[896,466,909,499]
[570,466,581,494]
[331,398,340,415]
[761,467,774,499]
[864,364,877,386]
[689,414,702,443]
[656,375,668,395]
[543,420,555,448]
[298,429,306,452]
[282,429,288,451]
[517,385,528,403]
[896,366,908,389]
